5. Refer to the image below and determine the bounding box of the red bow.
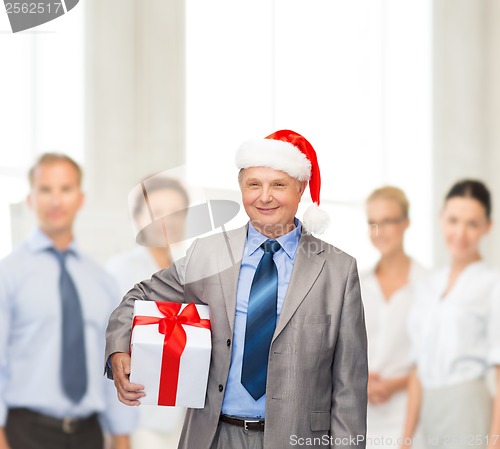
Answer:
[132,302,211,405]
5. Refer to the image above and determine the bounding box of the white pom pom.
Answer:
[302,203,330,234]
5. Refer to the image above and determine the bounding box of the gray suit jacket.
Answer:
[105,225,367,449]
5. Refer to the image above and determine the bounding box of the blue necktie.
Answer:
[51,249,88,403]
[241,239,281,400]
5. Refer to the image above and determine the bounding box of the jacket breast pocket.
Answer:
[291,314,331,328]
[302,314,331,325]
[311,411,331,431]
[286,314,332,355]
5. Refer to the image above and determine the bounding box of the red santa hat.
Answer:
[235,129,330,234]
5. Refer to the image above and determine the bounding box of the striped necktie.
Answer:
[241,239,281,400]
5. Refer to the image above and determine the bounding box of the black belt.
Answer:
[220,414,265,432]
[9,408,99,434]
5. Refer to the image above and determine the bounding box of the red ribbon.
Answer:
[132,302,211,406]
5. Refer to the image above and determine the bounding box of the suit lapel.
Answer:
[272,233,325,342]
[216,225,247,332]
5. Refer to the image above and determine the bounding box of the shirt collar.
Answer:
[26,228,80,257]
[246,218,302,259]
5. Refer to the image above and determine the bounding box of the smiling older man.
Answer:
[105,130,368,449]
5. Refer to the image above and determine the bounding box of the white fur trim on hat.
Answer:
[236,139,312,181]
[302,203,330,234]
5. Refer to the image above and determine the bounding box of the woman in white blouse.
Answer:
[402,180,500,449]
[360,186,427,449]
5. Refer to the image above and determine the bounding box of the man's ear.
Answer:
[26,192,33,210]
[299,181,308,196]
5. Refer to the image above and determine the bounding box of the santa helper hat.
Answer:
[235,129,330,234]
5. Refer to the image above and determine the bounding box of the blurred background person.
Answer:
[360,186,427,449]
[106,175,189,449]
[0,154,135,449]
[402,180,500,449]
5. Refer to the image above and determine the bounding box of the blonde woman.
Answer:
[402,180,500,449]
[360,186,426,449]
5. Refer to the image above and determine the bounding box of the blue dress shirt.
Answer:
[221,219,302,418]
[0,229,136,434]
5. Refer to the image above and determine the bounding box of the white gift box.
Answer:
[130,301,211,408]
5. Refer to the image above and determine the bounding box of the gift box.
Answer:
[130,301,211,408]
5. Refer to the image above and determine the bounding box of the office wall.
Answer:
[433,0,500,267]
[80,0,186,263]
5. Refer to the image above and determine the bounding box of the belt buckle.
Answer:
[243,419,261,431]
[62,417,76,434]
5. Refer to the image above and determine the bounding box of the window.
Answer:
[186,0,432,267]
[0,6,84,257]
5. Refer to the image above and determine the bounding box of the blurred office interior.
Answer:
[0,0,499,270]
